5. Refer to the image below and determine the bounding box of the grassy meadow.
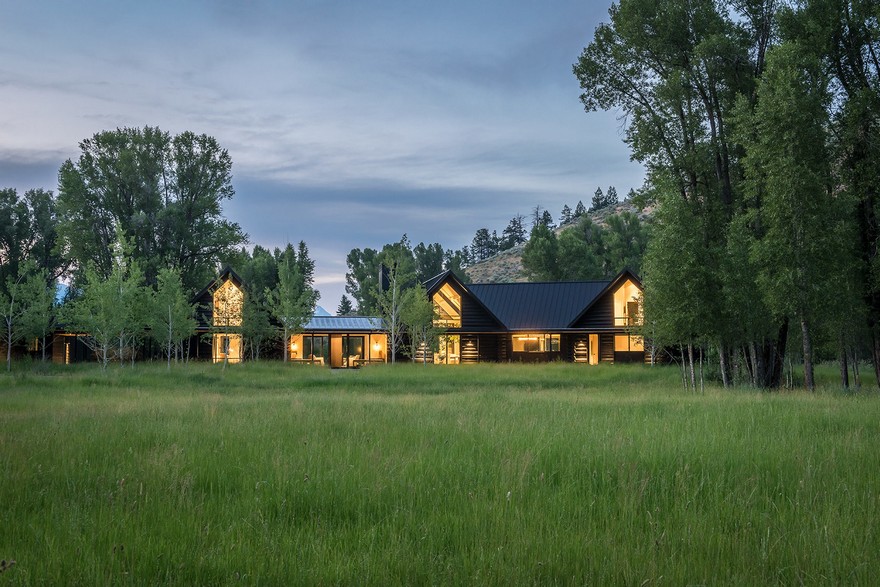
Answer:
[1,362,878,585]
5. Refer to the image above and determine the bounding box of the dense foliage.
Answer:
[574,0,880,389]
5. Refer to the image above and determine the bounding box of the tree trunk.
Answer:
[688,343,696,392]
[699,345,704,393]
[839,334,849,390]
[718,342,730,388]
[801,316,815,391]
[852,348,861,389]
[679,344,687,391]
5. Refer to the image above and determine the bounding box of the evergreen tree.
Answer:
[337,295,354,316]
[521,223,561,281]
[540,210,555,229]
[574,200,587,218]
[559,204,573,226]
[501,214,527,249]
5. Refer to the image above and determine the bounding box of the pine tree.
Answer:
[337,295,354,316]
[574,200,587,218]
[559,204,573,225]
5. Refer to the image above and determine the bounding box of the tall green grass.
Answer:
[1,362,878,584]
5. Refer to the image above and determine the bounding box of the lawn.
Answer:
[1,362,878,584]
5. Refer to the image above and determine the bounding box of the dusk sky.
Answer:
[1,0,644,311]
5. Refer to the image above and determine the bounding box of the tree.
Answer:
[241,289,274,361]
[471,228,497,262]
[738,42,835,391]
[501,214,527,249]
[540,210,555,230]
[1,261,44,371]
[574,0,783,386]
[557,217,607,280]
[373,237,417,364]
[150,268,197,369]
[401,285,442,365]
[521,223,561,281]
[590,186,618,212]
[22,268,57,363]
[413,242,445,282]
[443,248,470,283]
[559,204,573,226]
[57,127,247,292]
[604,211,650,276]
[267,243,319,362]
[345,247,380,314]
[574,200,587,218]
[0,188,66,289]
[61,227,148,370]
[337,295,354,316]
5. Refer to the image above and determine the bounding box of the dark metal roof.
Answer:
[467,281,610,330]
[304,316,384,331]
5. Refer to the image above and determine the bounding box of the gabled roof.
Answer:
[304,316,384,331]
[566,268,642,328]
[423,268,642,331]
[468,281,609,330]
[192,266,245,302]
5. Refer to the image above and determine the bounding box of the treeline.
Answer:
[1,126,318,370]
[456,185,636,266]
[574,0,879,389]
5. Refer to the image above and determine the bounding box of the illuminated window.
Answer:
[434,335,460,364]
[613,279,642,326]
[212,333,242,363]
[614,335,644,352]
[433,284,461,328]
[213,279,243,327]
[512,334,560,353]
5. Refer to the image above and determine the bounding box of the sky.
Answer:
[0,0,644,312]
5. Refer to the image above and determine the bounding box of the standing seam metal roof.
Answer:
[304,316,384,331]
[466,281,610,330]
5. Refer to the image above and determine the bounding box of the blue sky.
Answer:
[0,0,644,310]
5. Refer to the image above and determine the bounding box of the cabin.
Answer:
[423,268,646,364]
[192,267,246,363]
[194,268,387,367]
[290,316,387,368]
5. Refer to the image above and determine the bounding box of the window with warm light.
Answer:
[433,284,461,328]
[614,334,644,352]
[613,279,642,326]
[213,279,243,327]
[511,334,560,353]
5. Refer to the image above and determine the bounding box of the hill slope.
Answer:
[464,201,652,284]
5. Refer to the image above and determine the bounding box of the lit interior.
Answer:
[212,333,242,363]
[613,279,642,327]
[213,279,243,327]
[511,333,560,353]
[614,334,644,352]
[288,332,387,365]
[433,284,462,328]
[434,334,460,364]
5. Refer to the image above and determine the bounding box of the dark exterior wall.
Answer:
[600,333,615,362]
[461,296,502,332]
[614,351,645,364]
[477,334,500,362]
[572,293,614,330]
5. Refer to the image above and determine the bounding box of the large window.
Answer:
[434,335,460,364]
[512,333,560,353]
[213,279,243,327]
[614,335,644,352]
[433,284,461,328]
[613,279,642,327]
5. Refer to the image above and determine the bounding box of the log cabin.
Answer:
[424,268,646,364]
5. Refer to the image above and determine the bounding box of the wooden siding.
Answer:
[460,296,502,332]
[600,333,615,362]
[572,293,614,329]
[478,334,500,362]
[460,334,480,363]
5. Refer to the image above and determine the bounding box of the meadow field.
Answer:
[1,362,878,585]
